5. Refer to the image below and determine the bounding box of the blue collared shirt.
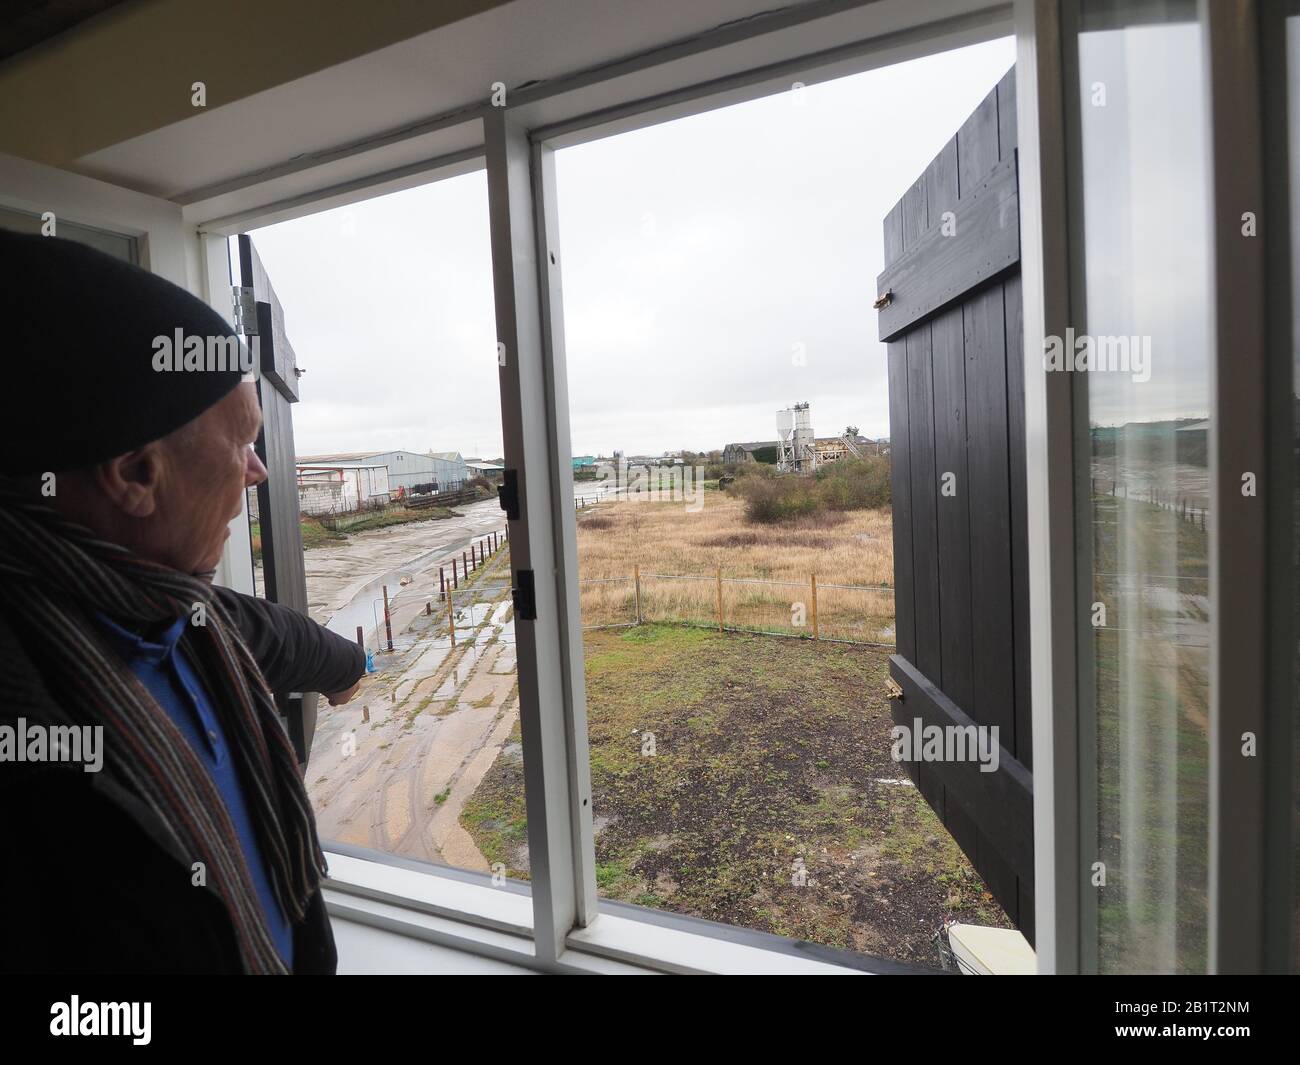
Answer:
[95,612,294,968]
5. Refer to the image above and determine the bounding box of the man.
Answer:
[0,230,364,973]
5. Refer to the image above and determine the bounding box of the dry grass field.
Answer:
[463,624,1011,964]
[575,491,896,644]
[460,490,1018,965]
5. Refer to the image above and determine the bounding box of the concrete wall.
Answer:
[299,480,344,515]
[297,465,391,514]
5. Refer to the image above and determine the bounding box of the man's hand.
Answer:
[324,680,361,706]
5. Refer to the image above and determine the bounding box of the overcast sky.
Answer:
[1077,19,1211,428]
[246,37,1016,459]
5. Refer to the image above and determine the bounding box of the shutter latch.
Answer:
[498,469,520,520]
[512,569,537,621]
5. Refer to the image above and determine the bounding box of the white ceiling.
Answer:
[75,0,819,198]
[67,0,1007,230]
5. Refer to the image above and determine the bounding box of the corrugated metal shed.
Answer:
[297,449,469,492]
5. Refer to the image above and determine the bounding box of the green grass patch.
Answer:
[460,625,1009,965]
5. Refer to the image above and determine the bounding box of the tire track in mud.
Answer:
[308,547,519,869]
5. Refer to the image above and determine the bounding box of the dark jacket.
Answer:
[213,587,364,699]
[0,590,364,975]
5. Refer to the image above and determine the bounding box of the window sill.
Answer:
[324,849,896,975]
[564,912,864,974]
[324,851,533,938]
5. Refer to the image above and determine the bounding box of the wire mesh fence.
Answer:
[578,568,895,648]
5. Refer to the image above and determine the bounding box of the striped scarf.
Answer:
[0,490,325,974]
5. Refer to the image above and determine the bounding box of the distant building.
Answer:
[466,459,505,479]
[572,455,597,470]
[297,449,469,495]
[723,441,779,464]
[294,462,390,515]
[814,434,890,464]
[723,434,886,468]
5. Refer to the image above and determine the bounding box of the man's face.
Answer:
[154,383,267,575]
[51,382,267,578]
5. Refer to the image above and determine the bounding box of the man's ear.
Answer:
[93,444,167,519]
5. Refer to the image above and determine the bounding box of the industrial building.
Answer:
[724,406,887,470]
[295,462,391,515]
[465,459,506,479]
[721,440,778,465]
[814,433,889,463]
[296,450,469,496]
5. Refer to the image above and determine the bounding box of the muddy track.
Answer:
[307,547,519,870]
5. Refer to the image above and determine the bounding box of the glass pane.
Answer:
[0,205,138,263]
[239,178,528,884]
[545,40,1021,968]
[1073,0,1210,973]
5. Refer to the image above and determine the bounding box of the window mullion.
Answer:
[1201,0,1268,974]
[484,107,594,964]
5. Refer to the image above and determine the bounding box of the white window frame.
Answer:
[1032,0,1285,975]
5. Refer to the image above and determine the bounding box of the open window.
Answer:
[6,0,1294,976]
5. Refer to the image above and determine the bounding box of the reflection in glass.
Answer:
[1075,0,1210,973]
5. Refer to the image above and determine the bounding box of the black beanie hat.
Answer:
[0,228,250,476]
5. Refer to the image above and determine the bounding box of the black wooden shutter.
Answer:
[877,69,1034,940]
[236,234,315,766]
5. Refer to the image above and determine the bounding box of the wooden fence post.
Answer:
[382,584,393,652]
[447,589,456,649]
[810,573,819,641]
[633,564,642,625]
[715,566,724,633]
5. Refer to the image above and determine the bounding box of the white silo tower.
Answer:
[777,402,817,472]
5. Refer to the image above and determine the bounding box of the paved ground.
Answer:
[273,496,507,634]
[295,482,604,869]
[306,545,517,870]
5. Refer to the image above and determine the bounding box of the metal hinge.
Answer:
[232,285,258,335]
[497,469,520,520]
[512,569,537,621]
